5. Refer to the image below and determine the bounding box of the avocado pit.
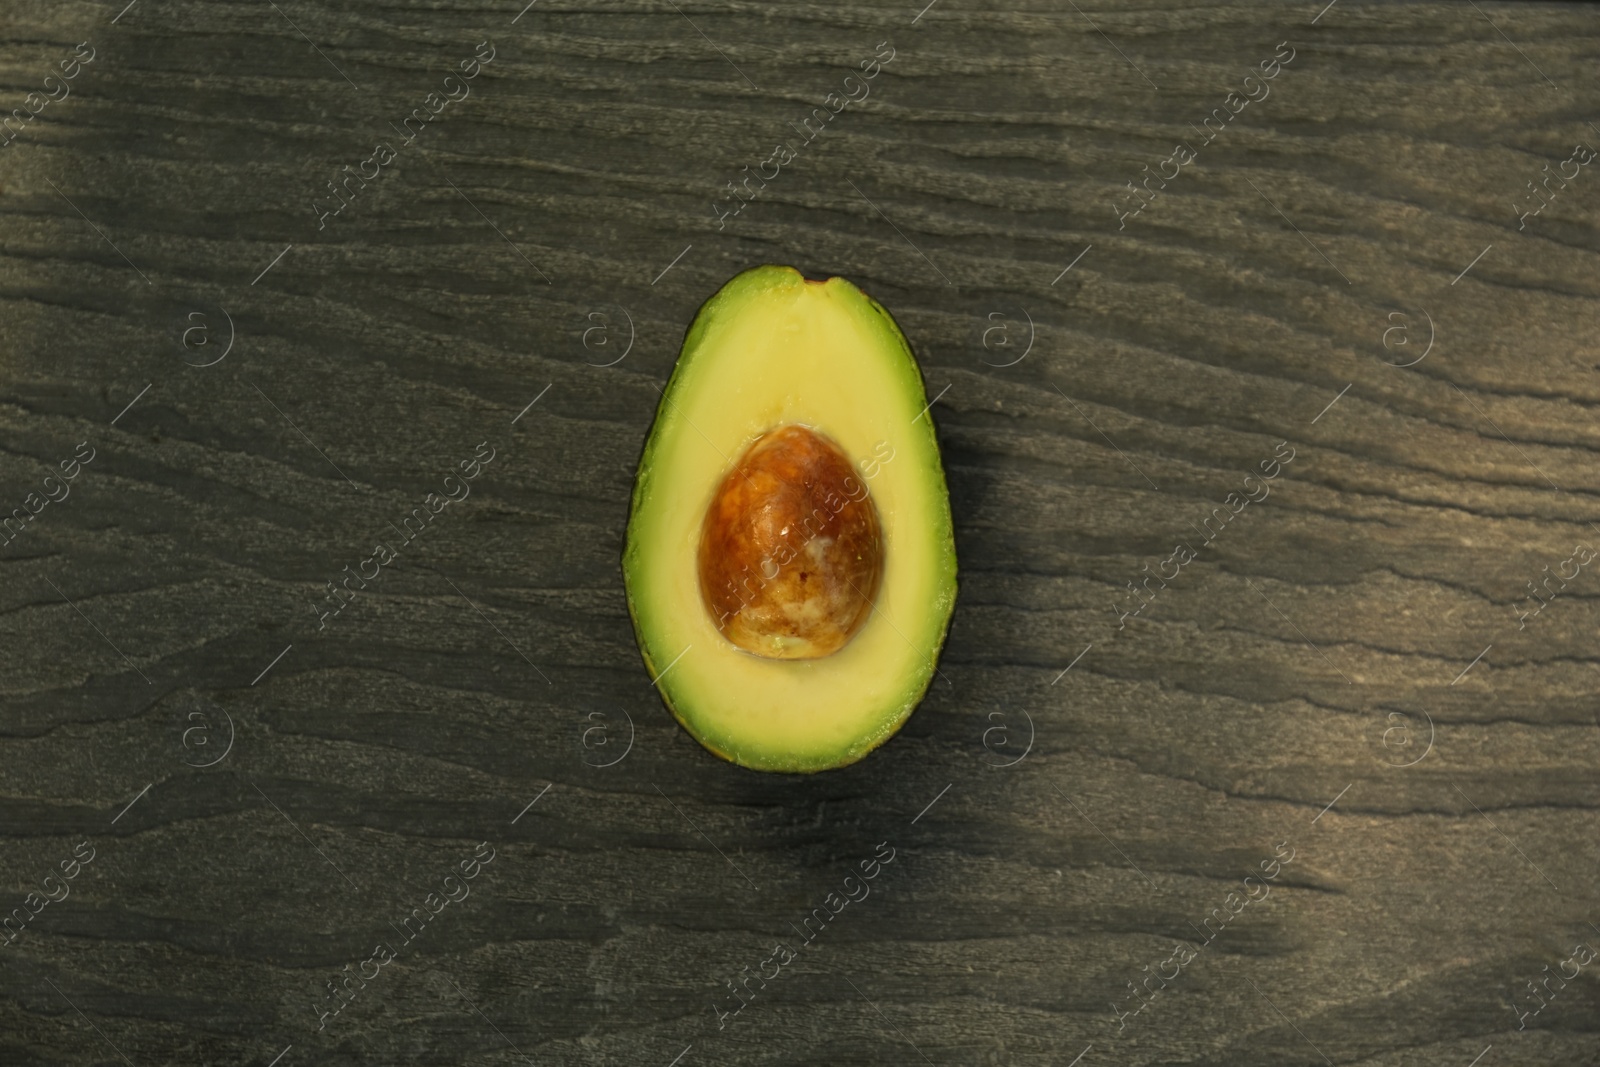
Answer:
[698,424,883,659]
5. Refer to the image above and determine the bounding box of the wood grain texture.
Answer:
[1,0,1598,1064]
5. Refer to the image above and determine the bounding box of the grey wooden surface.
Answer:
[1,0,1598,1064]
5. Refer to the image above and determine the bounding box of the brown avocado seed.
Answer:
[698,424,884,659]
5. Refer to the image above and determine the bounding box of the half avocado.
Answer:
[623,265,957,773]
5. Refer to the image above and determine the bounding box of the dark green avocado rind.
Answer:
[623,264,958,773]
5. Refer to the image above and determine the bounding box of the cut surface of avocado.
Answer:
[623,265,958,773]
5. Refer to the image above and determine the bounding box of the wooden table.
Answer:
[1,1,1596,1063]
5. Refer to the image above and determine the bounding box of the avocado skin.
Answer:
[623,264,958,773]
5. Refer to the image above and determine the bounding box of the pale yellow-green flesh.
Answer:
[624,265,957,773]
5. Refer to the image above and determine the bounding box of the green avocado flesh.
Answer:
[623,264,958,773]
